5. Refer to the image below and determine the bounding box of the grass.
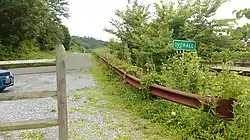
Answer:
[19,131,46,140]
[65,82,171,139]
[91,52,250,139]
[32,51,56,59]
[2,53,178,139]
[78,56,182,140]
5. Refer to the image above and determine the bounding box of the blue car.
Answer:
[0,69,14,91]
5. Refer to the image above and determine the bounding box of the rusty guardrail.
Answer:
[235,62,250,67]
[201,61,250,67]
[96,54,235,120]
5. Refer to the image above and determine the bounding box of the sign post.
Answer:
[182,50,185,64]
[173,40,197,64]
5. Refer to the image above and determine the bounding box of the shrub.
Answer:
[93,49,250,139]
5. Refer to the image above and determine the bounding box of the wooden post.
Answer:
[56,44,68,140]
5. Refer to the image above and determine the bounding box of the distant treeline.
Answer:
[70,36,107,53]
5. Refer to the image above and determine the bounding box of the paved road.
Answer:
[9,53,93,75]
[4,53,95,93]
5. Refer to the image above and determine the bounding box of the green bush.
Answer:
[212,50,250,63]
[0,44,17,61]
[95,0,250,138]
[93,49,250,139]
[0,40,56,61]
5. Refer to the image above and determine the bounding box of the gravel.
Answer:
[0,71,98,139]
[0,71,142,140]
[0,54,144,139]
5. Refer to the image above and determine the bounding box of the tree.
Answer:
[233,8,250,19]
[69,36,107,52]
[232,8,250,47]
[61,25,71,51]
[104,0,236,67]
[0,0,49,46]
[45,0,70,19]
[0,0,70,60]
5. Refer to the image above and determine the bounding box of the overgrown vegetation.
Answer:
[94,0,250,139]
[19,131,45,140]
[104,0,250,64]
[68,85,171,139]
[93,50,250,139]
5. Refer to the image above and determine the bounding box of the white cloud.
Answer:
[62,0,250,41]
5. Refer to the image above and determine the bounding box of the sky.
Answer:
[61,0,250,41]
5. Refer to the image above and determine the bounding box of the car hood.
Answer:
[0,69,11,73]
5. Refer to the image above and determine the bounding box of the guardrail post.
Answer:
[56,44,68,140]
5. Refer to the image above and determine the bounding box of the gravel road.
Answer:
[0,71,99,140]
[0,53,98,139]
[0,53,146,140]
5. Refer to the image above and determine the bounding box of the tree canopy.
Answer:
[105,0,250,66]
[0,0,71,60]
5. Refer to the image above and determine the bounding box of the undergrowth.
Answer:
[98,48,250,99]
[19,131,45,140]
[91,50,250,139]
[0,40,56,61]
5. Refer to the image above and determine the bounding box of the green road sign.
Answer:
[173,40,196,51]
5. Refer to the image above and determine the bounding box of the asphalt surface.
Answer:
[9,53,93,75]
[3,53,95,93]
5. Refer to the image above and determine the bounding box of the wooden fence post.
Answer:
[56,44,68,140]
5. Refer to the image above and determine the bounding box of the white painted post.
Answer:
[56,44,68,140]
[182,49,185,64]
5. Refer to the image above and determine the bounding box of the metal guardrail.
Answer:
[0,59,56,66]
[202,61,250,67]
[235,62,250,67]
[96,54,235,120]
[212,66,250,76]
